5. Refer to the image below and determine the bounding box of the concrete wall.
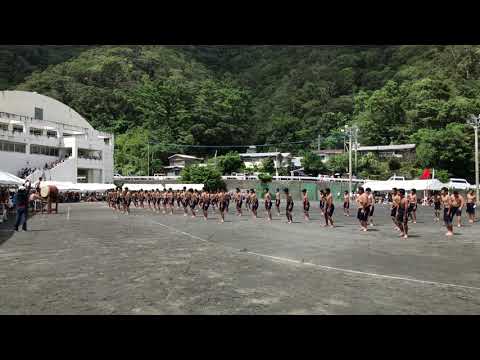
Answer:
[102,136,114,183]
[46,158,76,182]
[26,157,76,182]
[0,151,58,175]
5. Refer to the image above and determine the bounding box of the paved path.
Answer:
[0,202,479,314]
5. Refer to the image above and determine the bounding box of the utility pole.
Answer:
[343,125,353,198]
[467,114,480,204]
[147,141,150,177]
[275,148,279,177]
[348,128,352,197]
[354,127,358,173]
[342,124,359,197]
[317,135,321,152]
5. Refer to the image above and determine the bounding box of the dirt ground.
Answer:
[0,201,479,314]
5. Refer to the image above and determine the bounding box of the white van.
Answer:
[447,178,471,190]
[388,176,405,181]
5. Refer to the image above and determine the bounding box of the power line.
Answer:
[147,140,315,149]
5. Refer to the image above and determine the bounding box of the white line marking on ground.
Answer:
[244,252,480,292]
[145,218,480,292]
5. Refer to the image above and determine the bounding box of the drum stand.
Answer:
[41,198,59,214]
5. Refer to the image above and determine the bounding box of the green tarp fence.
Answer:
[255,180,360,202]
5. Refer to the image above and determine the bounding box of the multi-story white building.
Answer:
[0,90,114,183]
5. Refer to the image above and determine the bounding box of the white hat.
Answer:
[18,186,26,191]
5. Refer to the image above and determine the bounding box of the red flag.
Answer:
[419,168,431,180]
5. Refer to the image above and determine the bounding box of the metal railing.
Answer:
[0,129,26,136]
[114,175,181,181]
[113,174,367,183]
[0,111,113,140]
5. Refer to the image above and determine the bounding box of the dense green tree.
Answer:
[356,153,389,180]
[180,164,226,191]
[326,154,349,175]
[434,169,450,183]
[261,158,276,175]
[410,123,475,181]
[388,158,402,172]
[214,152,243,175]
[7,45,480,180]
[258,173,273,183]
[114,127,150,176]
[0,46,90,89]
[301,151,327,176]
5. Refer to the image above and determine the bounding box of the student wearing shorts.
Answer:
[396,189,409,239]
[343,191,350,216]
[466,189,476,223]
[324,188,335,227]
[302,189,310,221]
[264,188,273,222]
[284,188,294,224]
[250,189,259,219]
[275,188,281,216]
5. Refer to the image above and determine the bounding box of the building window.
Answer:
[78,149,101,160]
[30,144,59,157]
[29,128,43,136]
[46,130,57,138]
[14,143,26,153]
[12,125,23,133]
[0,123,8,131]
[34,107,44,120]
[0,140,26,153]
[103,138,110,145]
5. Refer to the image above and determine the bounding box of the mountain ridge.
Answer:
[2,45,479,180]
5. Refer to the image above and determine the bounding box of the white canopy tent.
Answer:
[0,171,24,186]
[74,183,116,193]
[40,181,81,193]
[361,179,447,192]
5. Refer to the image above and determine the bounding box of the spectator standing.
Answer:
[34,177,43,193]
[14,186,29,231]
[0,187,9,223]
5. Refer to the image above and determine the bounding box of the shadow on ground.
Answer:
[0,210,42,246]
[0,215,15,246]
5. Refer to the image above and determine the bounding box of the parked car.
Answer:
[388,176,405,181]
[447,178,472,190]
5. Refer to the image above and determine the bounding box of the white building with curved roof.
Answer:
[0,90,114,183]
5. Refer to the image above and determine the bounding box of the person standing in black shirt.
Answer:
[284,188,294,224]
[14,186,29,231]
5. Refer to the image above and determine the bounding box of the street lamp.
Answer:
[342,124,359,198]
[467,114,479,204]
[353,126,359,173]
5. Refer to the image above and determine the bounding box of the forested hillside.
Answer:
[3,45,480,181]
[0,46,90,89]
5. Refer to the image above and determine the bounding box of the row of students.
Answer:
[106,186,328,225]
[106,186,476,235]
[388,187,476,238]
